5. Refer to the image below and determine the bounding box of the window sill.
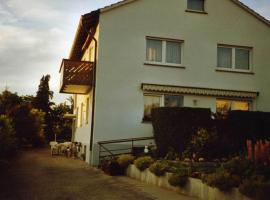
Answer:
[216,69,254,75]
[185,9,208,14]
[144,62,186,69]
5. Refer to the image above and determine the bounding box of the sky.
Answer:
[0,0,269,103]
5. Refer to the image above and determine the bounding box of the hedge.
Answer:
[223,111,270,154]
[152,108,270,158]
[151,107,212,157]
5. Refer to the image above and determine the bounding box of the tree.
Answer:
[34,75,54,112]
[0,115,18,159]
[8,104,45,147]
[51,103,73,141]
[0,90,22,115]
[34,75,54,141]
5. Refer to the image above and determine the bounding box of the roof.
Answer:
[68,0,270,60]
[69,10,100,60]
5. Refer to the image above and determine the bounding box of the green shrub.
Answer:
[168,173,188,187]
[149,161,168,176]
[0,160,10,171]
[134,156,154,171]
[99,157,125,176]
[0,115,17,160]
[222,157,253,178]
[239,179,257,198]
[239,179,270,200]
[192,162,219,174]
[203,170,239,192]
[184,128,219,159]
[117,154,135,168]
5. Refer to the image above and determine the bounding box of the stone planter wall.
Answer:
[126,164,250,200]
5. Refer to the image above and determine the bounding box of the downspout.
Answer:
[80,18,98,154]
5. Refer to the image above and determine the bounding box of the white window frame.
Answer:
[145,37,184,68]
[217,45,253,73]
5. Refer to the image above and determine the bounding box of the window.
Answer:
[80,103,84,127]
[146,39,162,62]
[143,94,183,121]
[217,45,251,71]
[143,95,162,121]
[187,0,205,11]
[216,99,250,115]
[86,98,89,124]
[146,38,183,66]
[164,95,183,107]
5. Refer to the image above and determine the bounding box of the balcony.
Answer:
[59,59,94,94]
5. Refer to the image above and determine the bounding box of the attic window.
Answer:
[187,0,205,12]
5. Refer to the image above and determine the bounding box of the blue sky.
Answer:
[0,0,269,103]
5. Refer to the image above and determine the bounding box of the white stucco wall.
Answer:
[93,0,270,148]
[73,26,100,163]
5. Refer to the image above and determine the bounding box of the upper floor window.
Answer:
[217,45,251,71]
[187,0,205,12]
[146,38,183,66]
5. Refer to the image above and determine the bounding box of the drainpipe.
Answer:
[80,19,98,156]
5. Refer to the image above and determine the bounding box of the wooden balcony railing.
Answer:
[59,59,94,94]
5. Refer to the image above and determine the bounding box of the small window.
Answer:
[216,99,250,116]
[235,49,250,70]
[143,95,162,121]
[166,41,182,64]
[146,39,162,62]
[143,94,183,121]
[164,95,183,107]
[187,0,204,11]
[217,45,251,71]
[217,47,232,68]
[146,38,183,66]
[86,98,89,124]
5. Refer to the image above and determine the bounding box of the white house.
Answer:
[59,0,270,165]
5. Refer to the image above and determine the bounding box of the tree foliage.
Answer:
[51,103,73,141]
[0,115,17,159]
[34,75,54,141]
[8,104,45,146]
[0,90,22,115]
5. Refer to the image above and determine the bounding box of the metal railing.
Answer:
[97,137,155,161]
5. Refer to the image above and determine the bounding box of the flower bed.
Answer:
[126,164,250,200]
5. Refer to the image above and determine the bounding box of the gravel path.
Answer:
[0,149,197,200]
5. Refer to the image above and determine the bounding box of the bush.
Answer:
[217,111,270,155]
[149,160,168,176]
[0,115,17,160]
[168,173,188,187]
[239,179,270,200]
[184,128,219,159]
[117,154,135,169]
[202,170,240,191]
[152,107,212,157]
[134,156,154,171]
[0,160,10,171]
[8,105,45,147]
[99,157,125,176]
[222,157,254,178]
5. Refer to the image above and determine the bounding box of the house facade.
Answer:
[59,0,270,165]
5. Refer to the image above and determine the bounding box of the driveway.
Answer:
[0,149,197,200]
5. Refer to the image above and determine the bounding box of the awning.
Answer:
[142,83,259,99]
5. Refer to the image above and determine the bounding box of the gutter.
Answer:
[79,16,98,153]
